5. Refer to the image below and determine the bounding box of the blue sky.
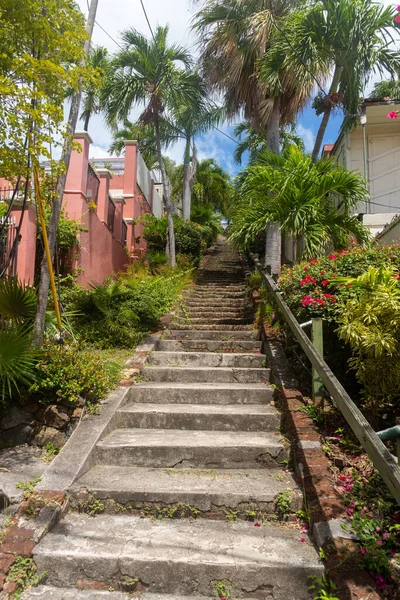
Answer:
[75,0,391,178]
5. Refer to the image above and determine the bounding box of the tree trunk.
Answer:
[33,0,99,346]
[182,136,191,221]
[264,96,281,275]
[155,119,176,268]
[83,112,90,132]
[266,96,281,154]
[311,65,342,162]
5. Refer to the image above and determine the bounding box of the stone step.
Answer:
[185,298,247,306]
[21,588,131,599]
[129,383,275,405]
[115,403,279,431]
[22,589,212,600]
[33,514,322,598]
[166,329,259,340]
[142,366,270,384]
[171,317,253,326]
[95,429,288,469]
[71,465,301,517]
[148,351,265,369]
[168,324,255,331]
[190,285,247,291]
[157,339,262,352]
[185,307,247,316]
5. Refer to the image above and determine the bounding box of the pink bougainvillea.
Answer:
[387,110,399,119]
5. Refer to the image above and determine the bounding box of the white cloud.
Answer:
[88,144,112,159]
[296,124,315,153]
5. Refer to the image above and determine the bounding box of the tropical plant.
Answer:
[191,159,232,215]
[102,25,197,267]
[194,0,325,271]
[370,76,400,100]
[190,204,223,241]
[0,277,37,399]
[336,266,400,419]
[229,145,369,267]
[282,0,400,160]
[234,121,305,165]
[78,46,109,132]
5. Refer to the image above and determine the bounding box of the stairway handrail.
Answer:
[249,253,400,504]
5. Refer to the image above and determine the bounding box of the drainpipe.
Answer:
[360,107,369,214]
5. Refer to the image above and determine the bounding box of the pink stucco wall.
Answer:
[10,204,37,285]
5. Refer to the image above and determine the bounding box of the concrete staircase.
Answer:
[25,240,322,600]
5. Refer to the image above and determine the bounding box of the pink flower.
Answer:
[310,258,317,264]
[254,522,261,527]
[346,507,353,516]
[321,279,329,286]
[387,110,399,118]
[376,526,381,532]
[397,4,400,11]
[328,254,336,260]
[360,547,368,555]
[382,532,389,539]
[396,14,400,22]
[299,537,306,543]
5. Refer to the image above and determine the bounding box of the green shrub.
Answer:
[336,266,400,420]
[142,214,211,259]
[30,344,119,405]
[142,214,168,253]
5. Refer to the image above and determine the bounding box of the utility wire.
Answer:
[139,0,155,40]
[85,0,123,50]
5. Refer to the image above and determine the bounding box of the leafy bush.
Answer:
[336,266,400,420]
[142,214,212,260]
[62,265,194,348]
[276,244,400,420]
[30,344,119,405]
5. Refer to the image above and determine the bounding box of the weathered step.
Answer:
[157,339,262,352]
[142,366,270,383]
[185,299,247,307]
[129,383,275,405]
[115,403,279,431]
[148,351,265,369]
[166,329,259,340]
[33,514,322,598]
[190,285,247,292]
[95,429,288,468]
[172,317,253,326]
[168,323,254,331]
[22,589,212,600]
[21,588,131,599]
[71,465,301,516]
[185,308,247,317]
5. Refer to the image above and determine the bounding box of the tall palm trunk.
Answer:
[83,112,91,132]
[312,65,342,162]
[264,96,281,275]
[155,119,176,268]
[182,136,191,220]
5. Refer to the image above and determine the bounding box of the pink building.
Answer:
[0,133,164,288]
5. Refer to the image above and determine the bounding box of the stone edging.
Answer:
[260,322,381,600]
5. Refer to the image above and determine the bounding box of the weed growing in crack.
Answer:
[224,509,238,524]
[308,574,339,600]
[212,579,231,599]
[275,490,293,521]
[16,476,41,499]
[6,556,47,599]
[141,502,200,520]
[79,494,105,516]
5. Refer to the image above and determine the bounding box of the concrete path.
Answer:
[25,239,322,600]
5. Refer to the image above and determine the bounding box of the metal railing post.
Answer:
[311,318,324,407]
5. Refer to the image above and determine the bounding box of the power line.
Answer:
[85,0,123,49]
[212,125,239,145]
[139,0,155,40]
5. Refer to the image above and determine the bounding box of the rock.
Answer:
[72,408,82,419]
[389,555,400,587]
[0,407,32,430]
[37,405,69,430]
[21,403,39,414]
[0,424,33,446]
[33,427,66,449]
[0,488,10,510]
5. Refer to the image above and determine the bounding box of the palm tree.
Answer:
[194,0,325,270]
[109,120,178,169]
[284,0,400,161]
[81,46,109,132]
[229,145,369,266]
[234,121,305,164]
[102,25,196,267]
[369,77,400,100]
[191,159,232,216]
